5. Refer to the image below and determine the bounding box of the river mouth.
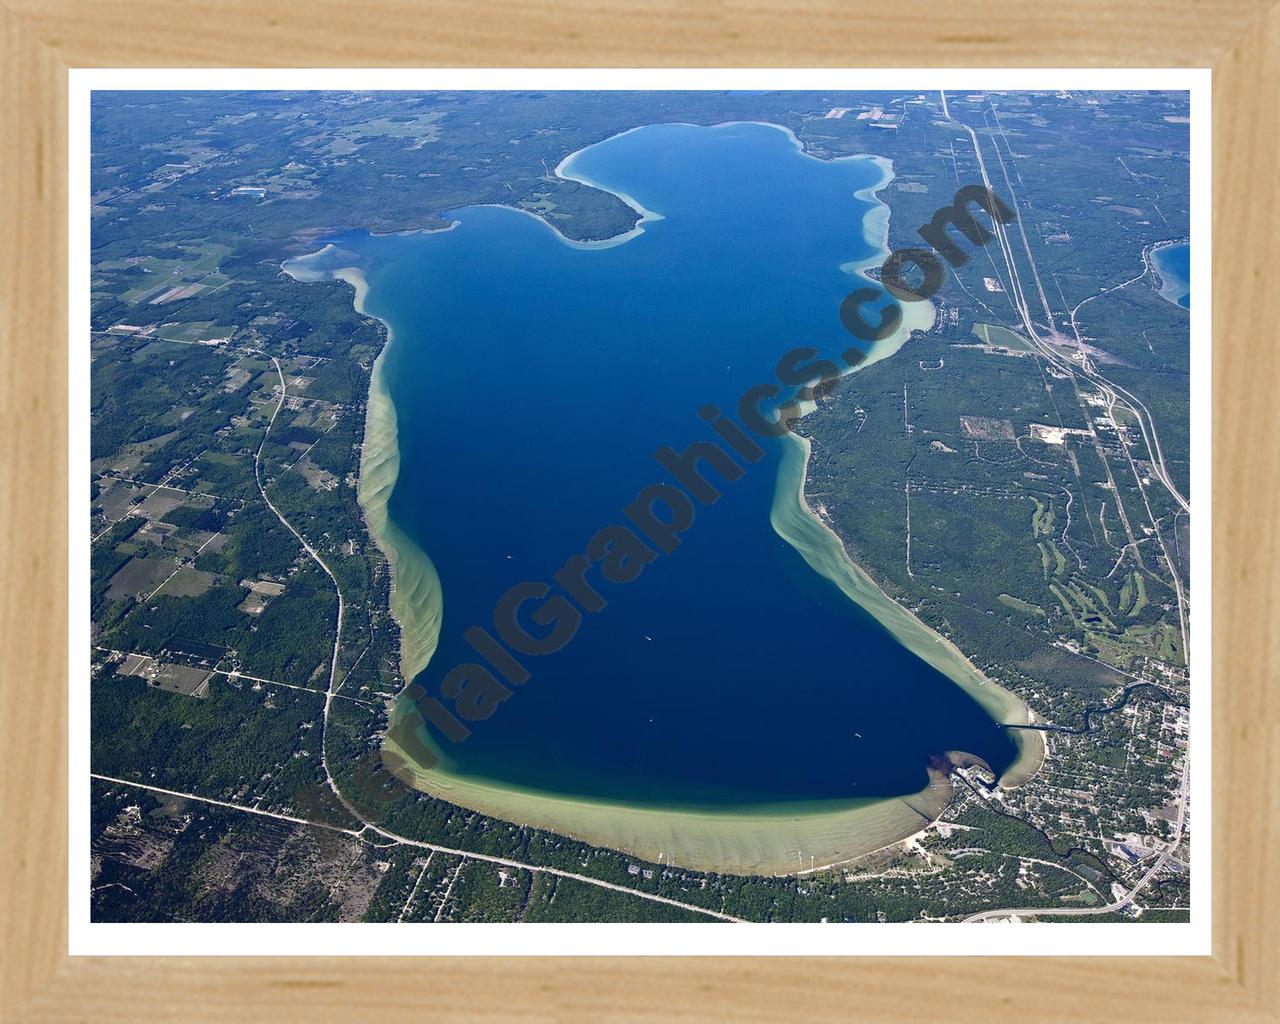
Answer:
[286,121,1042,874]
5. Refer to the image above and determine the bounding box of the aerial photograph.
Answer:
[87,87,1192,926]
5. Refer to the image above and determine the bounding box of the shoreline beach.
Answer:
[281,251,445,685]
[382,726,961,875]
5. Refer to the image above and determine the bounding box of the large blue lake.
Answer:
[339,123,1018,809]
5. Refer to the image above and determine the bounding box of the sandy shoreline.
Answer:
[287,122,1044,875]
[767,140,1045,788]
[777,431,1045,787]
[383,725,958,875]
[282,250,445,684]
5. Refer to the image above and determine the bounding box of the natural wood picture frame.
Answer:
[2,2,1276,1019]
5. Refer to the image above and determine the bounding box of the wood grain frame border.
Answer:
[2,3,1276,1020]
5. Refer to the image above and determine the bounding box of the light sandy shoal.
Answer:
[281,254,445,683]
[383,720,956,876]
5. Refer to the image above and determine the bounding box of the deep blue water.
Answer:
[344,123,1017,809]
[1152,242,1190,309]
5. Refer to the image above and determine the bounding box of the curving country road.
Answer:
[91,773,742,922]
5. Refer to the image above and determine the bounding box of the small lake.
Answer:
[1152,241,1190,309]
[335,122,1019,812]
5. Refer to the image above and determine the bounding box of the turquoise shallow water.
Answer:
[334,122,1018,809]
